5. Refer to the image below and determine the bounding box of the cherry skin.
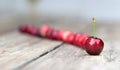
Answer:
[19,25,28,32]
[19,25,37,35]
[65,33,75,44]
[46,28,54,39]
[85,36,104,55]
[51,30,59,40]
[27,25,37,35]
[56,30,64,40]
[39,25,50,37]
[73,34,89,49]
[61,31,72,42]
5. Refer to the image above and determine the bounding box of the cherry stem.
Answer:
[93,18,96,37]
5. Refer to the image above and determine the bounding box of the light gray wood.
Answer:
[22,40,120,70]
[22,24,120,70]
[0,30,62,70]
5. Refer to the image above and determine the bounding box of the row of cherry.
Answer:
[19,25,104,55]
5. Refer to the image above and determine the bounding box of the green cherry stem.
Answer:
[92,18,96,37]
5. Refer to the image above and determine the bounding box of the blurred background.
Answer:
[0,0,120,34]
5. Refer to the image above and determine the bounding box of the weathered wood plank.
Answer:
[22,40,120,70]
[22,24,120,70]
[0,30,62,70]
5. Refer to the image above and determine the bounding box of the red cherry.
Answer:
[85,36,104,55]
[65,33,75,44]
[27,25,37,35]
[19,25,28,32]
[57,30,64,40]
[61,31,72,42]
[73,34,89,49]
[51,30,59,40]
[46,28,54,39]
[39,25,50,37]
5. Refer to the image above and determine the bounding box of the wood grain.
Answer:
[0,30,62,70]
[22,40,120,70]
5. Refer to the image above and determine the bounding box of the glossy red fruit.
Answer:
[73,34,89,49]
[27,25,37,35]
[56,30,64,40]
[85,36,104,55]
[19,25,37,35]
[46,28,54,39]
[19,25,28,32]
[51,30,59,40]
[39,25,50,37]
[65,33,75,44]
[61,31,72,42]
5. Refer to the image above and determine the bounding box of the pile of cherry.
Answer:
[19,25,104,55]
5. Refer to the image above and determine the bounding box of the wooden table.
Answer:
[0,23,120,70]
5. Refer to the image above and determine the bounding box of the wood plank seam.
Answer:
[14,42,64,70]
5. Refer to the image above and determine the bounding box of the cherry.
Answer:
[65,33,75,44]
[61,31,72,42]
[73,34,89,49]
[46,28,54,39]
[39,25,50,37]
[51,30,59,40]
[19,25,37,35]
[85,36,104,55]
[27,25,37,35]
[56,30,64,40]
[19,25,28,32]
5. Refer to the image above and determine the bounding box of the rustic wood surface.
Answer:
[0,23,120,70]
